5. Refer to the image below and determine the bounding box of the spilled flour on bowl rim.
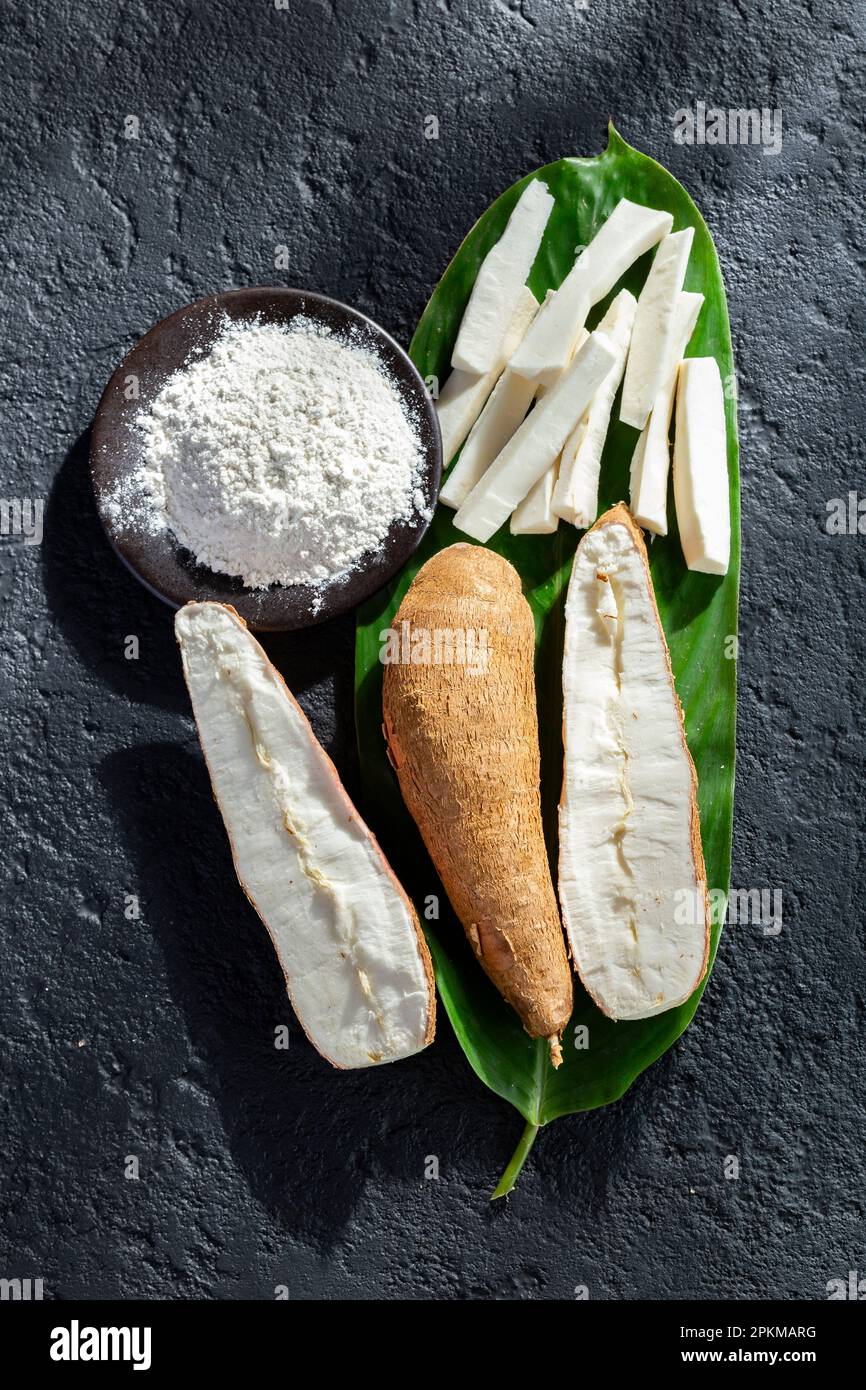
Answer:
[103,316,429,591]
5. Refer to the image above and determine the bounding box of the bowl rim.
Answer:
[90,285,442,631]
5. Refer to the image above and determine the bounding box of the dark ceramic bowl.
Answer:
[91,287,442,630]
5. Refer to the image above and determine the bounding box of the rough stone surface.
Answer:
[1,0,864,1301]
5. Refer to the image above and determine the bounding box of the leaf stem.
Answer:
[491,1120,540,1200]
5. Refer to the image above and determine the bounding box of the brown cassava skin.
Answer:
[382,544,573,1049]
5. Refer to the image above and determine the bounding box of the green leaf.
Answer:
[355,126,739,1183]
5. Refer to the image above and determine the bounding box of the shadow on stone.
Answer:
[41,429,361,740]
[41,428,188,714]
[98,740,467,1246]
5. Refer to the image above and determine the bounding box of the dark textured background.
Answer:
[1,0,864,1301]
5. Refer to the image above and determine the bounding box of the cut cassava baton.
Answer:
[175,601,435,1068]
[382,545,573,1063]
[450,179,554,375]
[552,288,637,529]
[509,198,672,385]
[559,505,710,1020]
[629,290,704,535]
[436,286,539,466]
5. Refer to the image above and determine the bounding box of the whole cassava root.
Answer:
[382,543,573,1062]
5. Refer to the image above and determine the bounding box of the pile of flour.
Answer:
[107,317,426,589]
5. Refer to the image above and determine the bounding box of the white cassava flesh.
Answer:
[436,286,539,465]
[440,368,537,510]
[629,291,704,535]
[673,358,731,575]
[508,199,672,385]
[510,461,559,534]
[559,505,710,1021]
[516,326,589,528]
[175,602,435,1068]
[620,228,694,430]
[507,266,592,386]
[578,199,674,303]
[452,330,616,542]
[451,180,554,374]
[552,289,637,528]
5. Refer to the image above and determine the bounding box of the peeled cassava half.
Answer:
[175,602,435,1069]
[382,545,573,1063]
[559,505,710,1020]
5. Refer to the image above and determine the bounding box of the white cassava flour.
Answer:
[107,317,426,589]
